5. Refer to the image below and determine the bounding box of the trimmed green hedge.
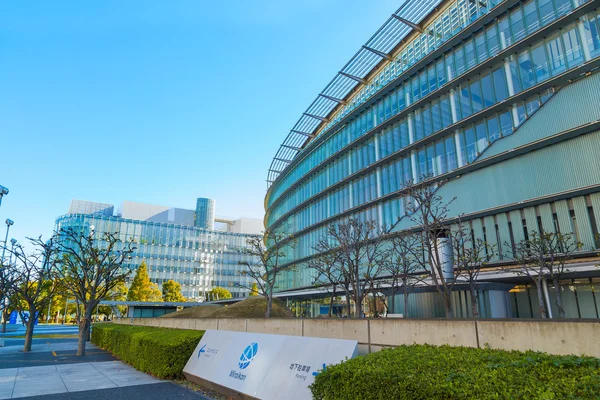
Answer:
[91,324,204,379]
[310,344,600,399]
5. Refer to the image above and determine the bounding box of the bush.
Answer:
[310,344,600,399]
[91,324,203,379]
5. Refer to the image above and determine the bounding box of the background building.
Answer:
[265,0,600,318]
[56,198,262,300]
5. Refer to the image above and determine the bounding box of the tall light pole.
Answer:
[0,185,8,209]
[8,239,16,265]
[1,219,14,263]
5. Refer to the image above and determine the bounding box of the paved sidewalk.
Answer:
[0,361,161,399]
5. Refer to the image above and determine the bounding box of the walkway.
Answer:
[0,325,207,399]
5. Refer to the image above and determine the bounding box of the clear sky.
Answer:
[0,0,399,245]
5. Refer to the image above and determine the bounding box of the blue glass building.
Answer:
[266,0,600,318]
[56,199,260,300]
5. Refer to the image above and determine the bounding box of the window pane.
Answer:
[465,39,477,70]
[510,7,526,43]
[475,122,489,154]
[492,67,509,101]
[546,32,567,75]
[440,95,453,127]
[480,73,495,107]
[486,24,500,56]
[530,43,550,83]
[445,136,458,171]
[487,115,501,143]
[538,0,556,26]
[562,26,584,67]
[470,79,483,113]
[499,111,513,136]
[518,51,535,89]
[455,46,466,75]
[459,84,472,119]
[464,127,477,163]
[475,31,488,63]
[435,140,447,175]
[524,0,540,34]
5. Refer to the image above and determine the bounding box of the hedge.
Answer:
[310,344,600,399]
[91,324,204,379]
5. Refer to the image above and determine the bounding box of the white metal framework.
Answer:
[267,0,444,188]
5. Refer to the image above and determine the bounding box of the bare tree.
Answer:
[7,236,59,352]
[450,220,495,319]
[239,230,296,318]
[55,228,135,356]
[507,230,580,318]
[315,219,387,318]
[307,250,343,318]
[403,180,457,318]
[383,232,423,317]
[0,261,18,333]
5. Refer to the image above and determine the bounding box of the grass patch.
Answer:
[310,344,600,399]
[9,334,78,339]
[163,297,293,319]
[91,324,203,379]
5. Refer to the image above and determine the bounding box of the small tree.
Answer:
[55,228,135,356]
[127,262,162,302]
[450,220,495,318]
[315,219,387,318]
[508,231,580,318]
[308,250,344,318]
[206,286,232,301]
[239,230,295,317]
[0,261,18,333]
[403,179,457,318]
[162,279,186,302]
[383,232,422,317]
[249,283,259,296]
[7,236,59,352]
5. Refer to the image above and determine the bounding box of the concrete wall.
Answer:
[114,317,600,358]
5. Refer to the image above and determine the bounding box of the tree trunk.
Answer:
[328,287,336,318]
[443,291,453,318]
[535,278,548,318]
[77,307,93,356]
[552,277,565,318]
[23,309,36,353]
[265,287,273,318]
[354,296,362,318]
[2,309,8,333]
[470,287,479,319]
[403,284,409,318]
[345,295,351,318]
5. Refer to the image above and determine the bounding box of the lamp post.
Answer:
[1,219,14,263]
[0,185,8,208]
[8,239,16,265]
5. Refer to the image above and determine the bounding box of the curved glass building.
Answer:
[266,0,600,317]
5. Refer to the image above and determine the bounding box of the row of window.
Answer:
[268,8,599,225]
[269,0,595,208]
[275,194,600,291]
[271,19,584,228]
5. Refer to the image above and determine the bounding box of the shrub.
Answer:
[310,344,600,399]
[91,324,203,379]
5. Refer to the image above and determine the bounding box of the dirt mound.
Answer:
[162,297,293,319]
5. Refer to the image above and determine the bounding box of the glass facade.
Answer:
[195,197,216,230]
[55,213,257,299]
[265,0,600,317]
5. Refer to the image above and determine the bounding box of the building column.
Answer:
[541,279,554,319]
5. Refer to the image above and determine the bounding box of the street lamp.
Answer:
[1,219,14,263]
[8,239,16,265]
[0,185,8,208]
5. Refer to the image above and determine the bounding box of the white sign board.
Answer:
[184,330,358,400]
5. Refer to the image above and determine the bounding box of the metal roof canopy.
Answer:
[267,0,444,188]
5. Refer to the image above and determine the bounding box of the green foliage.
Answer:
[126,262,162,302]
[249,283,259,296]
[206,286,232,300]
[162,280,186,302]
[91,324,203,378]
[310,344,600,400]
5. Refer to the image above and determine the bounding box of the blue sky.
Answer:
[0,0,399,244]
